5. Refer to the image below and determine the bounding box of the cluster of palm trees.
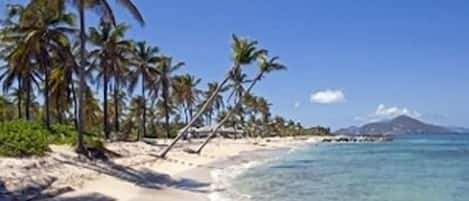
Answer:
[0,0,326,156]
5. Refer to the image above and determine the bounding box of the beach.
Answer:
[0,136,324,201]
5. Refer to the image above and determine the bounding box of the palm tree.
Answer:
[0,46,40,121]
[49,58,76,124]
[173,74,201,123]
[194,54,286,153]
[154,56,184,139]
[89,21,133,139]
[82,85,103,132]
[17,0,76,129]
[71,0,144,153]
[0,4,41,121]
[160,34,266,158]
[256,96,271,123]
[6,88,25,119]
[227,69,250,125]
[0,95,15,121]
[47,38,82,126]
[129,41,159,140]
[201,82,227,125]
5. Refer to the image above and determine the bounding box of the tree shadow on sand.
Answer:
[1,178,116,201]
[0,178,74,201]
[46,193,116,201]
[53,157,210,193]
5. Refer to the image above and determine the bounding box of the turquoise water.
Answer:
[231,134,469,201]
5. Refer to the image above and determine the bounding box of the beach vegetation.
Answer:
[0,0,331,157]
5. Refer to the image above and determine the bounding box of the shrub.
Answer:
[49,124,77,145]
[0,120,50,157]
[0,121,106,157]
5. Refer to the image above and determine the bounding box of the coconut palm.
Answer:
[122,96,146,140]
[0,95,15,121]
[154,56,184,139]
[195,54,286,153]
[256,96,271,123]
[201,82,227,125]
[17,0,76,129]
[89,21,132,139]
[0,4,39,121]
[71,0,145,153]
[49,61,75,123]
[82,85,103,132]
[227,69,250,125]
[173,74,201,123]
[160,34,266,158]
[6,88,25,119]
[0,48,40,121]
[129,41,160,140]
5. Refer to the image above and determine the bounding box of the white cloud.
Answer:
[294,101,301,109]
[310,89,345,104]
[374,104,421,120]
[354,104,422,124]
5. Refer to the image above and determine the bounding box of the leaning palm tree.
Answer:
[129,41,160,140]
[194,54,286,154]
[160,34,266,158]
[153,56,184,139]
[71,0,144,153]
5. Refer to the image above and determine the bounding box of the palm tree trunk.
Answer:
[189,104,193,120]
[17,94,22,119]
[163,88,170,139]
[17,78,22,119]
[195,73,263,154]
[184,106,188,124]
[159,75,231,158]
[25,78,31,121]
[141,73,146,141]
[71,79,78,130]
[56,95,62,123]
[41,52,51,129]
[103,70,109,139]
[114,78,120,133]
[76,3,86,153]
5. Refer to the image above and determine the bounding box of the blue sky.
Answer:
[2,0,469,129]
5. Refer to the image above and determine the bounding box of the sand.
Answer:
[0,136,326,201]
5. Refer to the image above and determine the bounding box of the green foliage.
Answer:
[49,124,78,145]
[0,120,106,157]
[0,120,49,157]
[302,126,331,136]
[49,124,104,151]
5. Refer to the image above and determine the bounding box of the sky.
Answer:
[2,0,469,130]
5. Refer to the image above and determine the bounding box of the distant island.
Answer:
[335,115,468,135]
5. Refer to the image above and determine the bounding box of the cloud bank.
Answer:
[310,89,345,104]
[355,104,422,123]
[374,104,421,119]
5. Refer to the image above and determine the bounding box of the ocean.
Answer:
[214,134,469,201]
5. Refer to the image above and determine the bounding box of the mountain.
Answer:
[448,126,469,134]
[335,115,456,135]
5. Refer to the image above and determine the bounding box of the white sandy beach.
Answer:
[0,136,326,201]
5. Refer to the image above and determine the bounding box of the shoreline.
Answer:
[1,136,326,201]
[58,137,319,201]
